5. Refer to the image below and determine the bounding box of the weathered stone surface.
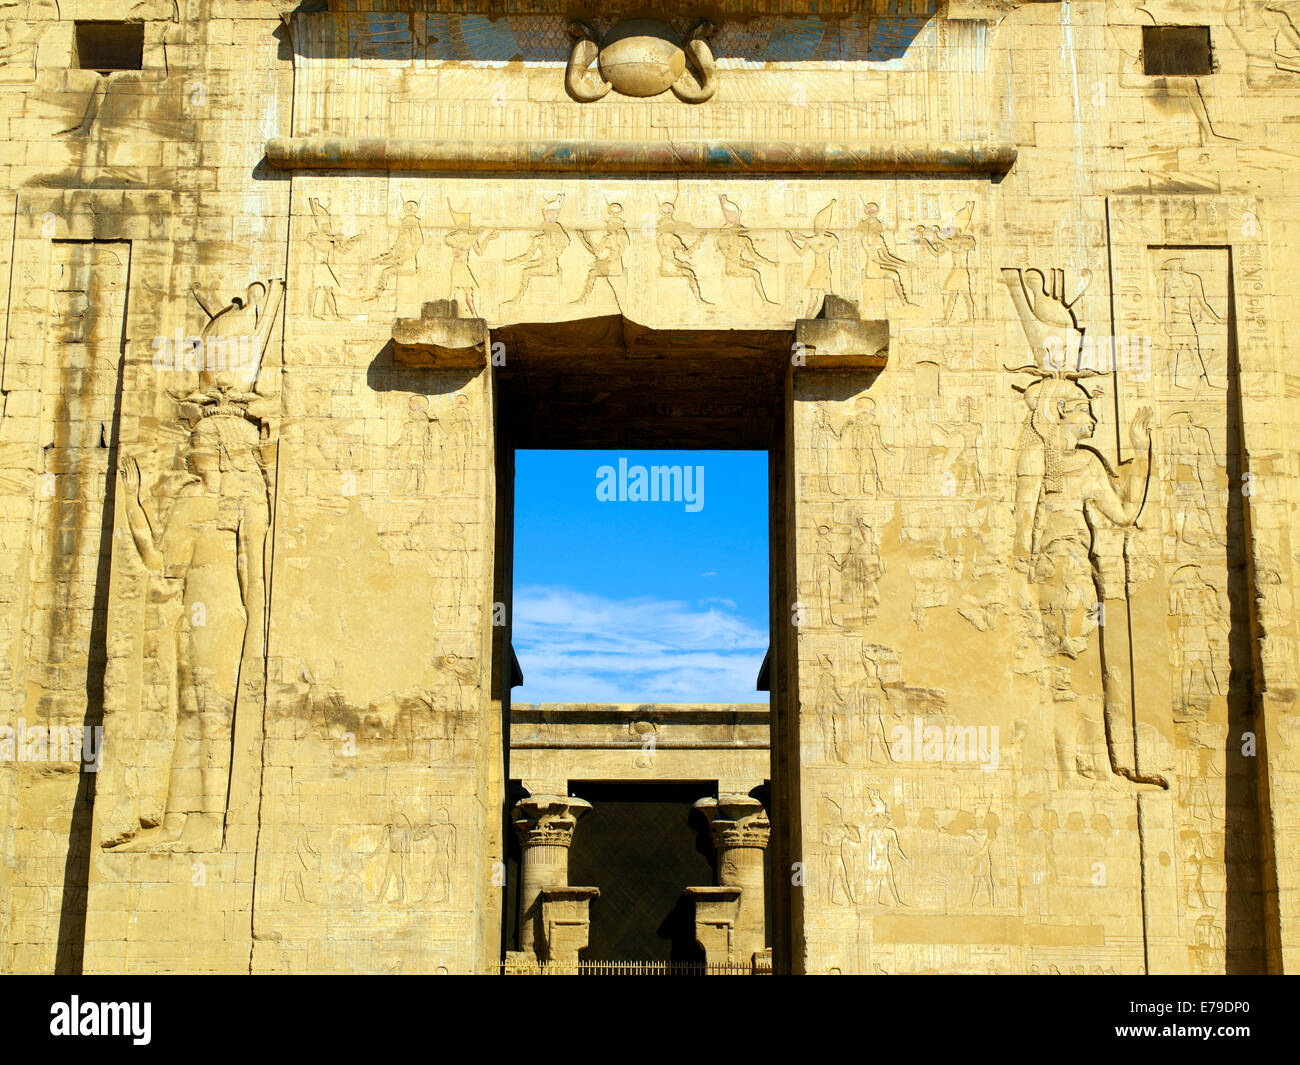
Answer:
[1,0,1297,976]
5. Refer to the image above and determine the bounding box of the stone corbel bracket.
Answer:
[391,299,488,368]
[794,295,889,371]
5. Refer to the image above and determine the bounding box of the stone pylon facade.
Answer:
[1,0,1298,974]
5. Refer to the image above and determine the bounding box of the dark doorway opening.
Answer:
[566,781,716,961]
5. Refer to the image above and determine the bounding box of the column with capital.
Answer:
[694,794,771,964]
[511,794,593,958]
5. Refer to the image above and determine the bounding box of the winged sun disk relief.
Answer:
[565,19,718,103]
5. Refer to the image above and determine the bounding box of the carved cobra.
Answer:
[672,20,718,103]
[565,21,611,102]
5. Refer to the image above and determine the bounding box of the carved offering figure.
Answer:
[444,201,498,316]
[788,201,838,318]
[110,407,271,851]
[917,202,976,324]
[306,196,360,320]
[565,19,717,103]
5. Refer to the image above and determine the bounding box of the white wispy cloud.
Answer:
[512,585,767,704]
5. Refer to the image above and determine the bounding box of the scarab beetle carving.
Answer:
[565,19,718,103]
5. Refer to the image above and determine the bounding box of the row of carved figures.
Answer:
[303,193,979,321]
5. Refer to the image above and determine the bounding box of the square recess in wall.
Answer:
[74,21,144,74]
[1142,25,1213,76]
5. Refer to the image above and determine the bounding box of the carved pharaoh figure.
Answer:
[443,201,498,317]
[917,202,977,324]
[788,200,839,318]
[306,197,360,320]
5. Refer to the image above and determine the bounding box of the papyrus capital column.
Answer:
[512,794,592,955]
[695,795,770,964]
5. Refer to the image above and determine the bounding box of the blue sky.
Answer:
[512,450,769,704]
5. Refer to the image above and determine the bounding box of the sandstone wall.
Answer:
[0,0,1297,973]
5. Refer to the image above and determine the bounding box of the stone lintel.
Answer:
[794,295,888,371]
[391,299,488,368]
[266,137,1017,176]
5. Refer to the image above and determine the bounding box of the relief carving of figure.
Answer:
[917,202,976,324]
[716,195,777,304]
[840,518,885,627]
[573,202,630,308]
[966,809,998,906]
[1164,412,1226,558]
[859,201,913,306]
[444,202,498,317]
[506,195,569,305]
[1159,257,1225,392]
[1169,565,1229,717]
[864,791,910,906]
[1008,369,1156,782]
[109,408,271,851]
[306,197,361,321]
[788,201,838,318]
[419,808,457,904]
[855,645,898,764]
[367,198,424,301]
[368,813,439,903]
[655,201,710,305]
[1004,268,1159,785]
[845,396,893,495]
